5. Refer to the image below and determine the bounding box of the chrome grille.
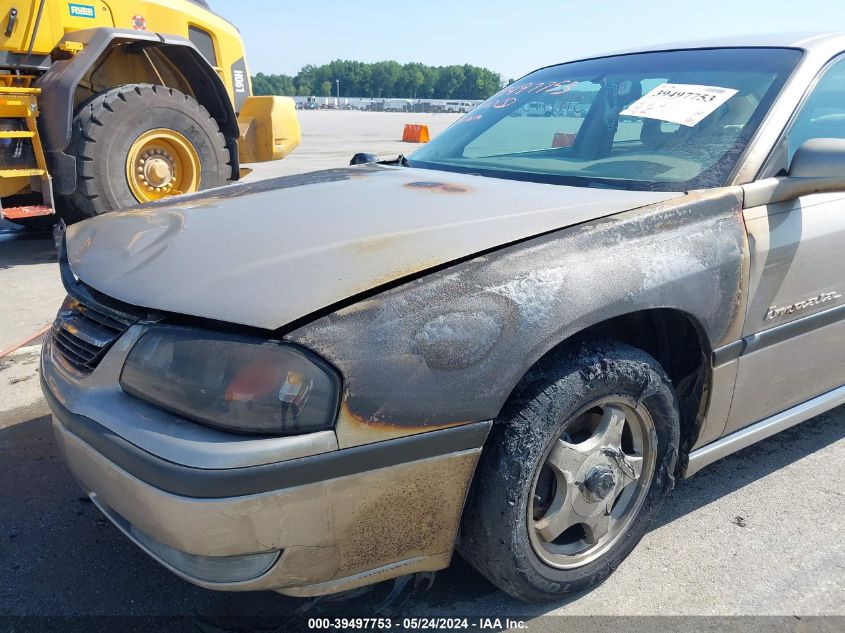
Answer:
[51,296,136,375]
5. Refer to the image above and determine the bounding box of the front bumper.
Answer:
[42,329,489,596]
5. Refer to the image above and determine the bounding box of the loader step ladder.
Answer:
[0,76,55,221]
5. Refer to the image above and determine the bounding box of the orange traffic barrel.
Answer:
[402,124,430,143]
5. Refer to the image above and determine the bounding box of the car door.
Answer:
[725,56,845,434]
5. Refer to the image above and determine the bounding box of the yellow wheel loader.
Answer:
[0,0,300,227]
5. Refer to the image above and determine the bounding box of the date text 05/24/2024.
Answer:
[306,618,529,630]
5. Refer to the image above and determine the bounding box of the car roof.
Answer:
[531,32,845,80]
[605,32,845,55]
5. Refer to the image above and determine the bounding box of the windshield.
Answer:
[408,48,802,191]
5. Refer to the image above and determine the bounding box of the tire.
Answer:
[458,341,680,602]
[65,84,230,222]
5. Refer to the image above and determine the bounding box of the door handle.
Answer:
[5,8,17,37]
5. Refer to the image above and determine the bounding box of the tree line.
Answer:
[252,60,504,100]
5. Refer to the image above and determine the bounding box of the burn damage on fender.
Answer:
[286,188,749,451]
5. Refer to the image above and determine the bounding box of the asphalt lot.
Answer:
[0,110,843,626]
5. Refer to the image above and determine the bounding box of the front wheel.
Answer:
[65,84,231,222]
[459,341,680,602]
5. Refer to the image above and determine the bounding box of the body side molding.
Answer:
[685,385,845,477]
[711,301,845,367]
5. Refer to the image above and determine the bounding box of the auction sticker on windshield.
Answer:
[620,82,738,127]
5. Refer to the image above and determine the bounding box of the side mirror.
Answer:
[789,137,845,178]
[350,152,378,166]
[743,138,845,208]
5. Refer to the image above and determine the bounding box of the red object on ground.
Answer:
[1,205,53,220]
[551,132,577,148]
[0,323,52,360]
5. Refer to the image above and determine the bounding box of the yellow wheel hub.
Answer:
[126,129,201,203]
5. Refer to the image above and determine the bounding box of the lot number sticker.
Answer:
[620,83,738,127]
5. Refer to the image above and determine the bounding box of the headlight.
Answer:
[120,326,341,435]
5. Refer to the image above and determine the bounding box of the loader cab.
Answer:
[0,1,116,66]
[0,1,245,105]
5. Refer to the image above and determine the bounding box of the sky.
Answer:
[215,0,845,81]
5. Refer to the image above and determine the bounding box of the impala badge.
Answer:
[765,291,842,321]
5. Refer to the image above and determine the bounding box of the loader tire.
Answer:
[65,84,230,222]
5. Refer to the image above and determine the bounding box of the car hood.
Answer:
[66,166,681,329]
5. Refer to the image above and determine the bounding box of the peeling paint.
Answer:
[489,268,568,328]
[413,312,502,368]
[287,188,748,449]
[404,181,470,194]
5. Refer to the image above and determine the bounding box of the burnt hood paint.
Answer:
[65,166,681,329]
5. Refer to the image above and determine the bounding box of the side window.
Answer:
[188,26,217,67]
[788,57,845,162]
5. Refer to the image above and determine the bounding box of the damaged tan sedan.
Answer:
[43,34,845,602]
